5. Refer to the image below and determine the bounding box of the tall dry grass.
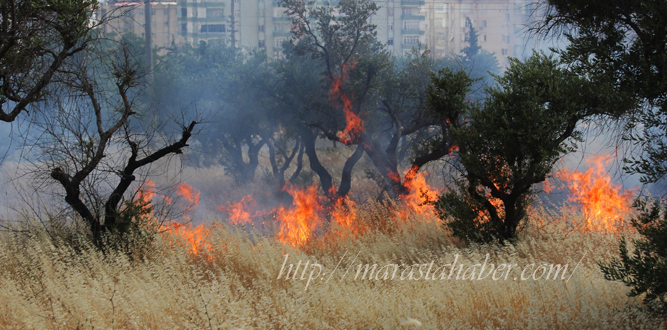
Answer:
[0,202,664,329]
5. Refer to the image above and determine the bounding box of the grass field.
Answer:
[0,201,665,330]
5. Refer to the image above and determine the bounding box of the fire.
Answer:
[219,194,256,224]
[137,180,156,203]
[448,145,459,158]
[400,169,439,219]
[275,183,324,247]
[330,61,364,144]
[135,180,172,212]
[330,196,366,239]
[557,154,634,232]
[474,191,504,224]
[176,183,200,207]
[133,181,211,257]
[162,222,214,257]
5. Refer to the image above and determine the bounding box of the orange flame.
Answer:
[557,155,634,232]
[176,183,200,206]
[137,180,156,203]
[163,222,213,258]
[330,196,366,239]
[219,194,256,225]
[275,183,324,247]
[330,61,364,144]
[447,145,459,157]
[400,169,439,219]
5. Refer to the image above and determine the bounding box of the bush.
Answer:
[599,198,667,315]
[102,197,160,257]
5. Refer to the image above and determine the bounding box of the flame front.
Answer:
[330,61,364,144]
[163,222,213,257]
[557,155,634,232]
[220,194,256,224]
[330,196,366,239]
[400,168,440,219]
[275,183,324,247]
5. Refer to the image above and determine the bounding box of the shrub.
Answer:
[599,197,667,315]
[102,197,160,257]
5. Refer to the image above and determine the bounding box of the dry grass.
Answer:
[0,203,665,329]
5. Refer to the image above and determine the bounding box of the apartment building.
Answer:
[98,0,534,64]
[424,0,534,65]
[99,2,184,48]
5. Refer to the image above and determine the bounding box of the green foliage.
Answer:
[444,17,500,101]
[541,0,663,183]
[280,0,380,75]
[431,52,610,243]
[435,180,504,244]
[0,0,100,122]
[599,198,667,315]
[103,197,159,256]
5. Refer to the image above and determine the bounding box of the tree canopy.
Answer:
[537,0,664,183]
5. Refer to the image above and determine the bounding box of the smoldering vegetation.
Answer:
[0,0,665,328]
[0,206,664,329]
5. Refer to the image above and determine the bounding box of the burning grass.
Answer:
[0,202,664,329]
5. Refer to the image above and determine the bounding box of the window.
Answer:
[151,10,156,15]
[139,10,144,16]
[403,21,419,30]
[274,23,289,32]
[181,23,187,33]
[181,8,187,17]
[164,9,169,15]
[201,24,226,33]
[482,20,487,28]
[402,7,415,16]
[502,35,510,43]
[387,38,393,45]
[435,18,443,28]
[505,13,510,21]
[435,4,445,12]
[502,48,508,55]
[274,37,287,48]
[388,7,393,16]
[403,35,419,45]
[207,8,224,18]
[259,40,265,48]
[259,25,265,32]
[164,33,169,39]
[483,35,487,42]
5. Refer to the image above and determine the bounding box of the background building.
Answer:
[99,0,535,64]
[424,0,534,66]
